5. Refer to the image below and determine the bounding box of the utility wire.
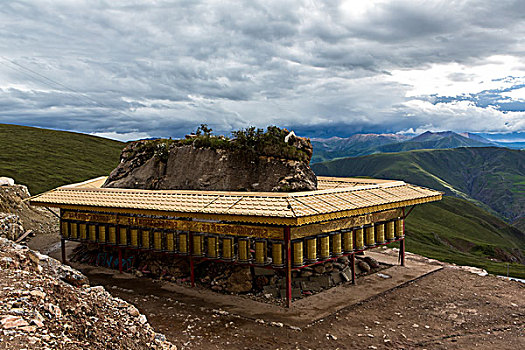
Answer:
[0,56,136,119]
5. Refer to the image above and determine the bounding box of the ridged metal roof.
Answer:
[29,176,442,224]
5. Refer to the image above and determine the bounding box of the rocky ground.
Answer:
[0,238,176,350]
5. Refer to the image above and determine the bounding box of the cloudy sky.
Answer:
[0,0,524,140]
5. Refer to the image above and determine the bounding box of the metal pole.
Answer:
[351,252,356,285]
[401,207,406,266]
[118,247,123,273]
[189,231,195,287]
[284,226,292,308]
[61,238,66,263]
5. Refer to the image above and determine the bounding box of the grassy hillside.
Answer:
[0,124,124,194]
[312,147,524,223]
[406,197,525,278]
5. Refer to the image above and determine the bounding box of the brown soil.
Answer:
[75,258,524,350]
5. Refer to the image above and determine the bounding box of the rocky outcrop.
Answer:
[0,238,175,349]
[103,130,317,192]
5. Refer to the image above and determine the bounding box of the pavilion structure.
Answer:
[29,176,442,307]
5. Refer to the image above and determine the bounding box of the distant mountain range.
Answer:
[310,130,519,163]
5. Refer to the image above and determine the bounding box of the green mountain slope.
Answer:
[0,124,124,194]
[375,132,492,153]
[312,147,524,222]
[406,197,525,278]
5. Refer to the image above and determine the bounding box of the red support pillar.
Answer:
[400,207,406,266]
[61,238,66,264]
[118,247,123,273]
[284,226,292,308]
[189,232,195,287]
[351,252,356,285]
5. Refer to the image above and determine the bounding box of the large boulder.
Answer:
[103,129,317,192]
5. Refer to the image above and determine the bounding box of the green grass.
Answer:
[402,197,525,278]
[0,124,124,194]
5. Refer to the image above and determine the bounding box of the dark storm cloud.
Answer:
[0,0,524,140]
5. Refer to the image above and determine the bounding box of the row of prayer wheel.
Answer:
[60,220,286,267]
[60,217,404,269]
[291,218,404,267]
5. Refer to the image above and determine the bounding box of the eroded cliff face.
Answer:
[103,134,317,192]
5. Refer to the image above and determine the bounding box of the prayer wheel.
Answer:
[355,227,365,250]
[79,223,87,242]
[119,227,128,246]
[319,235,330,260]
[342,229,353,253]
[375,223,386,244]
[108,226,117,245]
[254,239,267,266]
[395,217,405,238]
[386,220,395,241]
[271,240,284,267]
[130,228,139,248]
[221,236,234,261]
[98,225,106,243]
[153,230,163,251]
[192,233,204,256]
[88,224,97,242]
[292,239,304,267]
[70,222,78,239]
[331,232,342,257]
[166,232,175,252]
[365,224,375,247]
[61,221,70,239]
[305,236,317,264]
[238,237,251,263]
[140,230,151,249]
[178,232,188,255]
[207,235,219,259]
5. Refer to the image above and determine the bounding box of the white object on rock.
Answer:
[284,131,296,143]
[0,177,15,186]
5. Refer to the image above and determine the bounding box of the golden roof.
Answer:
[29,176,442,225]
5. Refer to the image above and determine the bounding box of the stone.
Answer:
[300,269,313,278]
[253,267,275,276]
[357,260,371,273]
[0,177,15,186]
[225,267,252,293]
[311,275,332,288]
[338,256,350,265]
[300,281,322,292]
[313,265,325,274]
[331,271,343,285]
[262,285,280,297]
[279,288,302,298]
[364,256,380,269]
[1,316,29,329]
[341,267,352,282]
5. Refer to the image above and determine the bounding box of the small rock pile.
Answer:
[0,238,176,350]
[0,213,24,241]
[71,245,387,305]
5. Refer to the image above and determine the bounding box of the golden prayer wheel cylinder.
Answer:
[206,235,219,259]
[166,232,175,252]
[386,221,395,241]
[70,222,78,239]
[178,232,188,255]
[238,237,251,263]
[192,233,204,257]
[98,225,106,243]
[130,228,139,248]
[88,224,97,242]
[365,224,376,247]
[153,231,163,251]
[254,239,267,266]
[119,227,128,246]
[395,217,405,238]
[342,229,353,253]
[221,236,234,261]
[140,230,151,249]
[79,223,87,242]
[108,226,117,245]
[61,221,70,239]
[292,240,304,267]
[355,227,365,250]
[375,223,386,244]
[271,240,284,267]
[331,232,342,257]
[305,237,317,264]
[319,235,330,260]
